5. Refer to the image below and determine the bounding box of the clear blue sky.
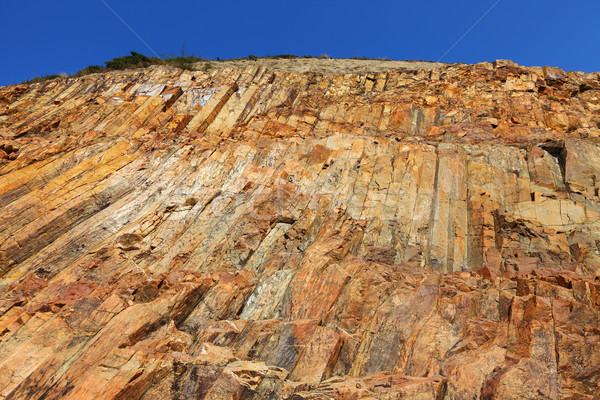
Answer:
[2,0,599,86]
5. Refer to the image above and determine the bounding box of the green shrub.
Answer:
[164,56,206,71]
[76,65,104,77]
[21,74,65,84]
[267,54,298,59]
[105,51,155,70]
[183,197,198,207]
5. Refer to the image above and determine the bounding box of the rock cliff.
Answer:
[0,59,599,399]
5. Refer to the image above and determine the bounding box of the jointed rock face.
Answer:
[0,60,599,399]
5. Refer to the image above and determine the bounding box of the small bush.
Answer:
[164,56,206,71]
[267,54,298,59]
[105,51,155,70]
[247,55,258,61]
[183,197,198,207]
[21,74,65,84]
[76,65,104,77]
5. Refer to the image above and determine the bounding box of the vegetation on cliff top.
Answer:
[21,52,209,84]
[20,52,334,84]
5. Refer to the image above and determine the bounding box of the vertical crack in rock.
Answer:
[426,145,441,271]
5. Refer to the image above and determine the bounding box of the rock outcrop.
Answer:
[0,59,599,399]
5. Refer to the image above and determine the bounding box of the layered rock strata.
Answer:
[0,60,599,399]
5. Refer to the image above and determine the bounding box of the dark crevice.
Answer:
[173,284,215,330]
[540,141,567,186]
[162,87,183,111]
[270,216,297,227]
[436,380,448,400]
[579,83,597,94]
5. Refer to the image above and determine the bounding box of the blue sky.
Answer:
[2,0,599,86]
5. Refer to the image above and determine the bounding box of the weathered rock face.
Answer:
[0,60,599,399]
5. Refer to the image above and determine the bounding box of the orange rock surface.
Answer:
[0,60,599,399]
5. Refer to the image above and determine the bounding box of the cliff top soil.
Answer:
[198,57,444,75]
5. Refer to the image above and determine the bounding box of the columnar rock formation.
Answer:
[0,59,599,399]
